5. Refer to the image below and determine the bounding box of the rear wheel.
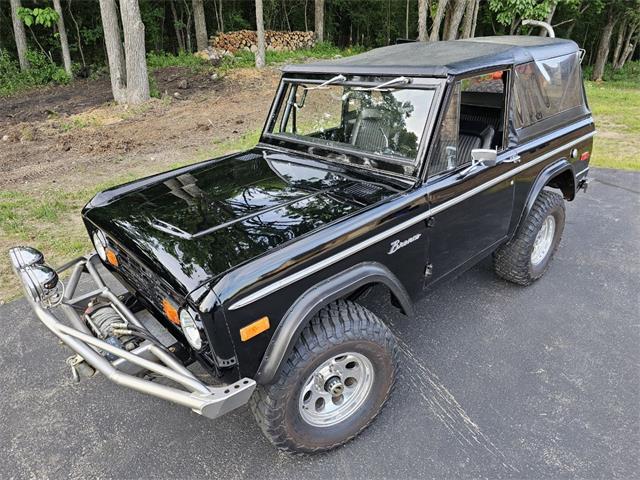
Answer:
[494,190,565,285]
[250,300,397,453]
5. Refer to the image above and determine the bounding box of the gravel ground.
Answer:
[1,168,638,479]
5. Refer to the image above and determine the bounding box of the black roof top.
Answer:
[282,36,579,77]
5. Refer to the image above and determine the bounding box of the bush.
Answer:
[146,51,211,72]
[0,49,70,97]
[219,42,365,71]
[583,61,640,89]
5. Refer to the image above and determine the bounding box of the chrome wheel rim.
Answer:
[531,215,556,266]
[298,352,374,427]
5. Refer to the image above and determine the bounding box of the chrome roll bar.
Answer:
[10,251,255,420]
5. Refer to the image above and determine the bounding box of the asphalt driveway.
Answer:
[1,168,638,479]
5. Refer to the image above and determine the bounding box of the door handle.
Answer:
[502,155,521,164]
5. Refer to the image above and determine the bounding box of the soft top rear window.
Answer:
[513,52,584,129]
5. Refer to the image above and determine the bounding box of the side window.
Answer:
[429,70,506,178]
[513,52,583,128]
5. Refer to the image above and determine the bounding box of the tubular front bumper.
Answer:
[9,249,256,419]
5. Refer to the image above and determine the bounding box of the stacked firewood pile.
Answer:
[210,30,315,53]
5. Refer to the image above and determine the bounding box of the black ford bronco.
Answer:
[11,35,594,453]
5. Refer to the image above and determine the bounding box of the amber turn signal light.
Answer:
[162,298,180,325]
[240,316,270,342]
[105,248,119,267]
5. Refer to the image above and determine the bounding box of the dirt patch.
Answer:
[0,66,281,302]
[0,67,218,126]
[0,66,280,192]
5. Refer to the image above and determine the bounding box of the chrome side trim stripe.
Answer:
[228,131,596,310]
[575,166,589,177]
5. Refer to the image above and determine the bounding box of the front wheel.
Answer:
[494,190,565,285]
[250,300,397,453]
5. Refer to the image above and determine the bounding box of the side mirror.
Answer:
[471,148,497,167]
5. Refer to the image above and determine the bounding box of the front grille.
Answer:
[115,248,174,308]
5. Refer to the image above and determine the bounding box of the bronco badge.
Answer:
[388,233,422,255]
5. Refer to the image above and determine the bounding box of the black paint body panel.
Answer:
[81,48,595,383]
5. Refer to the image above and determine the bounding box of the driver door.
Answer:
[424,72,516,285]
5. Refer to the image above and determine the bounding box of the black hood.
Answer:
[83,147,401,297]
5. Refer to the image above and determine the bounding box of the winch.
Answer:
[84,303,139,360]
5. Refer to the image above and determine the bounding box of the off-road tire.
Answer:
[494,190,565,286]
[249,299,398,453]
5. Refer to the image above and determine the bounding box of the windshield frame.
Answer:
[261,75,445,179]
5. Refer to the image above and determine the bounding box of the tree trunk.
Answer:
[53,0,72,75]
[255,0,266,68]
[192,0,207,51]
[461,0,477,39]
[9,0,29,71]
[67,0,86,66]
[99,0,127,103]
[539,0,557,36]
[405,0,410,38]
[170,1,185,52]
[470,0,478,37]
[418,0,428,41]
[120,0,150,104]
[218,0,224,33]
[304,0,308,31]
[509,17,521,35]
[183,0,193,52]
[611,18,627,67]
[429,0,449,41]
[591,10,617,82]
[314,0,324,43]
[444,0,467,40]
[615,23,638,70]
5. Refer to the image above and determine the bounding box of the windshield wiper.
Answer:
[354,76,411,92]
[302,74,347,91]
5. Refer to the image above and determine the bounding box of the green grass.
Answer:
[585,64,640,171]
[146,51,213,73]
[0,128,266,302]
[218,42,364,72]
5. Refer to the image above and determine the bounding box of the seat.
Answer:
[350,108,390,153]
[458,121,495,164]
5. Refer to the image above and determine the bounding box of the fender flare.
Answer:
[254,262,413,384]
[518,158,574,228]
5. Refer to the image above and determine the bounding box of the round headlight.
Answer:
[92,230,107,261]
[179,309,202,350]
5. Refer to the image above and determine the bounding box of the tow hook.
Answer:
[66,354,95,382]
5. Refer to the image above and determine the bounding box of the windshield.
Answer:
[267,78,436,176]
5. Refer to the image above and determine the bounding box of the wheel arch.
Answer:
[254,262,413,385]
[518,159,575,231]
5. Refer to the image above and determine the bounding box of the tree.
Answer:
[429,0,449,41]
[192,0,208,51]
[120,0,149,104]
[461,0,479,38]
[592,6,617,81]
[98,0,127,103]
[315,0,324,42]
[255,0,266,68]
[418,0,428,41]
[539,0,558,36]
[444,0,469,40]
[487,0,555,35]
[9,0,29,71]
[170,1,185,52]
[53,0,72,75]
